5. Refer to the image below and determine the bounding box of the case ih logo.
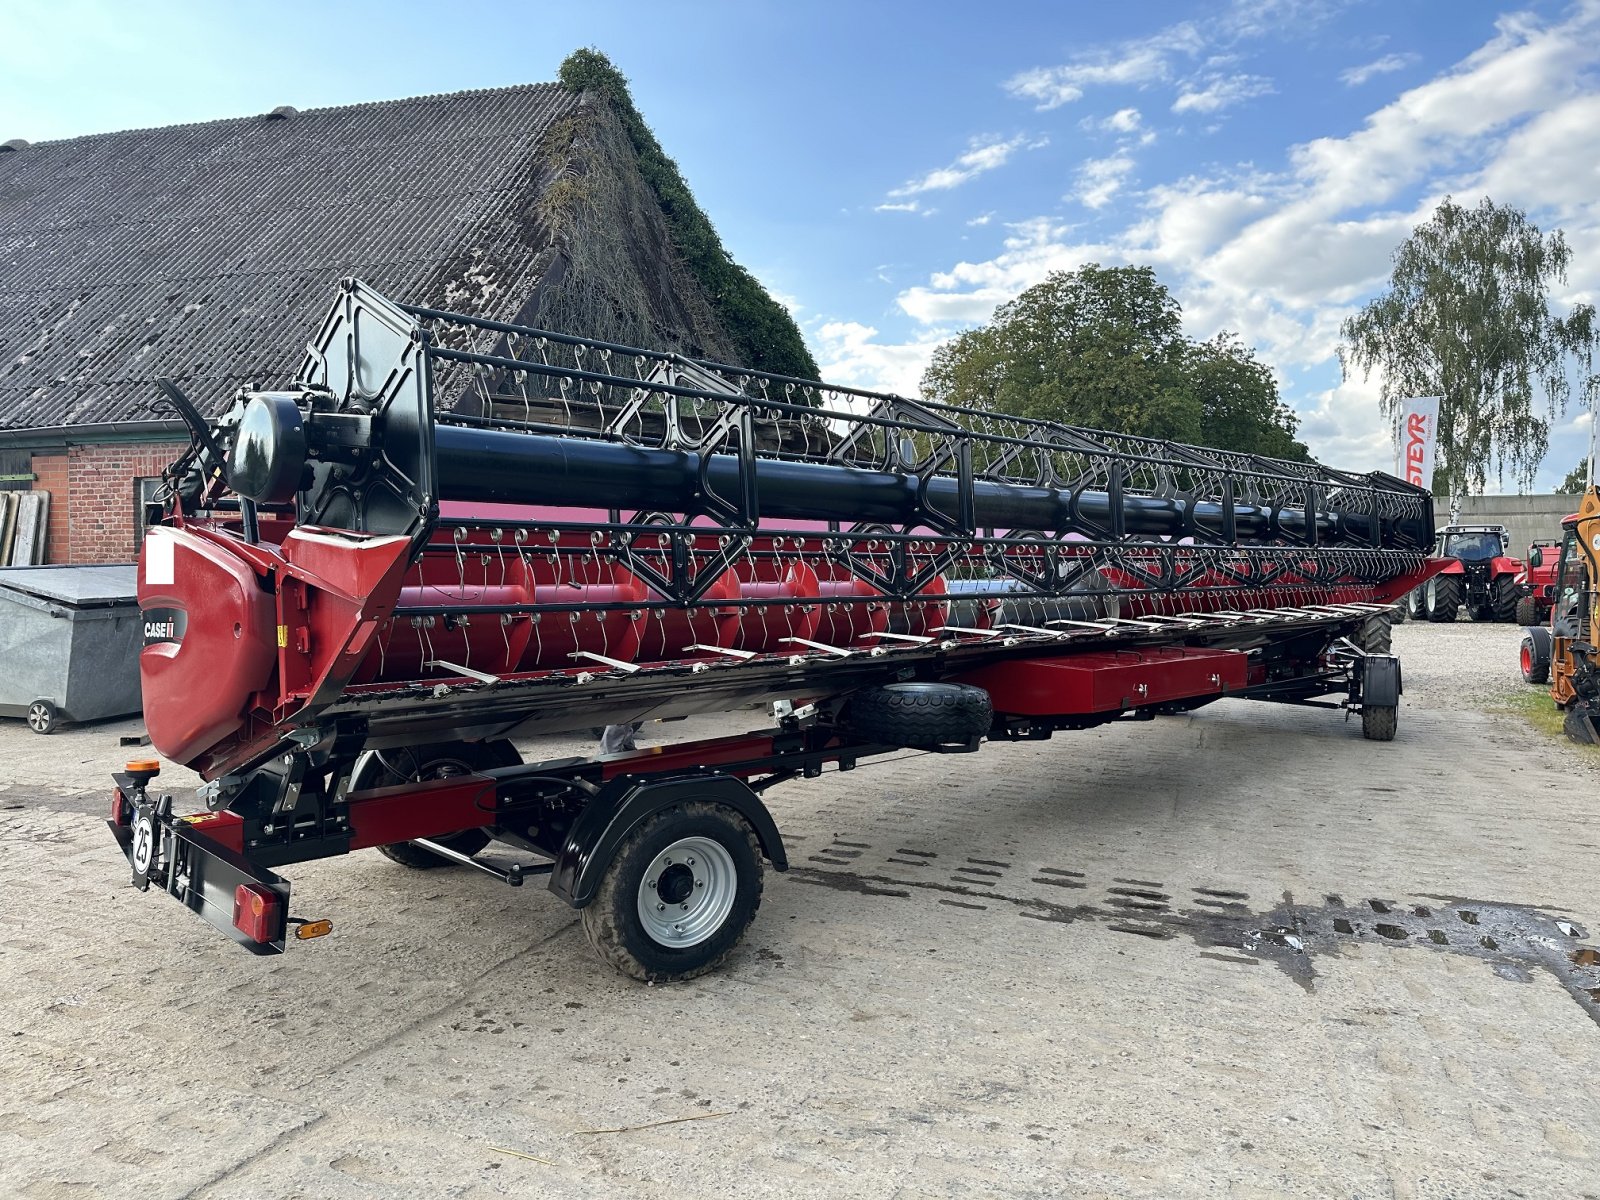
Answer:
[1404,412,1432,487]
[142,608,187,646]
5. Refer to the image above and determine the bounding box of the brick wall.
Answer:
[26,442,187,564]
[29,452,69,563]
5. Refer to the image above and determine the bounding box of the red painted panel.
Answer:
[139,527,277,765]
[345,774,501,849]
[953,647,1249,716]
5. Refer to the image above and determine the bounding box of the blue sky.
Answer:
[5,0,1599,488]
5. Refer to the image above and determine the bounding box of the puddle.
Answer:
[786,861,1600,1026]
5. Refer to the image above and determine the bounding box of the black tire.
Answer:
[366,740,519,869]
[1407,587,1430,621]
[1492,576,1520,623]
[1362,705,1398,741]
[1425,575,1460,622]
[843,682,992,747]
[1390,603,1407,625]
[581,800,763,983]
[1358,614,1392,656]
[1514,596,1538,627]
[26,699,57,735]
[1520,632,1551,685]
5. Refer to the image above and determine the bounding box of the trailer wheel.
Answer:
[843,682,992,748]
[1407,587,1429,621]
[26,699,57,735]
[1520,631,1551,685]
[1357,613,1392,656]
[581,800,763,983]
[1514,596,1538,626]
[1361,705,1398,741]
[1425,576,1460,622]
[366,740,517,869]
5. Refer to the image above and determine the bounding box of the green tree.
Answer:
[921,264,1307,458]
[1188,333,1308,461]
[1339,195,1598,498]
[1559,460,1590,493]
[559,49,818,379]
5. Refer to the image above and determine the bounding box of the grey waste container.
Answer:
[0,565,142,733]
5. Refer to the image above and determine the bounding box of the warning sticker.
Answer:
[146,530,175,586]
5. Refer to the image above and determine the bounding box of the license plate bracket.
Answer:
[110,806,292,955]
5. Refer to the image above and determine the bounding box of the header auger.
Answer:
[113,280,1439,979]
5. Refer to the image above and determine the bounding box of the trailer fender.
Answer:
[550,774,787,909]
[1359,654,1402,708]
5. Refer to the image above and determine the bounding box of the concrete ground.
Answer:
[2,619,1598,1200]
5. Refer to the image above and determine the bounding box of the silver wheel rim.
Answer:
[27,703,50,732]
[1426,577,1438,606]
[636,835,737,948]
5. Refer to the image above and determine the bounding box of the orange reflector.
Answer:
[232,883,283,943]
[294,919,333,941]
[125,758,161,774]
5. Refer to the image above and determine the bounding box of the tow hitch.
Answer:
[110,760,297,954]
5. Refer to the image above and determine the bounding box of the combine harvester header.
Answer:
[112,280,1439,980]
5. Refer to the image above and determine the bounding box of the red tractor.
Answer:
[1407,524,1523,622]
[1513,538,1562,626]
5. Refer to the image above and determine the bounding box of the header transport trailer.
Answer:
[110,281,1439,981]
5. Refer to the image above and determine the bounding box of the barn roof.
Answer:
[0,84,583,430]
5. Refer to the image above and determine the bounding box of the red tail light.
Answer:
[232,884,283,944]
[111,787,128,826]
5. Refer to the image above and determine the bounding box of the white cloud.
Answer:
[1474,91,1600,219]
[1295,373,1395,472]
[904,218,1126,321]
[1222,0,1343,40]
[839,2,1600,471]
[813,321,949,398]
[1106,107,1144,133]
[1340,52,1418,87]
[1073,154,1137,209]
[888,134,1032,197]
[1005,25,1202,109]
[967,212,995,226]
[1172,73,1274,114]
[1005,1,1331,113]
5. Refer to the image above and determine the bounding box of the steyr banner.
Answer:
[1396,396,1440,491]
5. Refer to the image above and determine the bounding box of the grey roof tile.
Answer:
[0,83,582,429]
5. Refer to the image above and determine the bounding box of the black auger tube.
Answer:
[431,423,1422,548]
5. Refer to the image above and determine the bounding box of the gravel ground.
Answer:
[3,615,1599,1199]
[1396,610,1536,708]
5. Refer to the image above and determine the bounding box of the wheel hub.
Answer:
[636,835,737,948]
[656,863,695,905]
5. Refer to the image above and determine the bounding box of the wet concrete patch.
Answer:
[785,861,1600,1026]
